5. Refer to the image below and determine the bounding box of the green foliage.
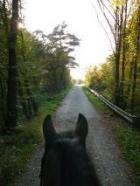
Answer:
[85,56,114,100]
[113,126,140,184]
[0,117,41,185]
[85,7,140,113]
[0,87,70,186]
[89,0,140,113]
[0,5,79,131]
[0,2,77,182]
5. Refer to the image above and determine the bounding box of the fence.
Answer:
[88,88,140,127]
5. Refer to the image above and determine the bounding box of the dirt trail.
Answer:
[15,86,134,186]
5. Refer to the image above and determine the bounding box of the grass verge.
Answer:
[113,126,140,184]
[0,87,70,186]
[83,87,114,115]
[83,86,140,184]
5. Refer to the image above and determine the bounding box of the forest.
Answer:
[0,0,80,133]
[85,0,140,115]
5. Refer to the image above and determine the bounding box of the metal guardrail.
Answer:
[88,88,140,126]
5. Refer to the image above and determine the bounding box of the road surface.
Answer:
[15,86,134,186]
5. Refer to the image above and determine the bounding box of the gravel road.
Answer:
[15,86,134,186]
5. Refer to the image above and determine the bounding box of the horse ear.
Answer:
[75,113,88,144]
[43,115,56,143]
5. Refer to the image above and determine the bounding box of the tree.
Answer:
[5,0,19,131]
[44,23,80,92]
[0,0,9,129]
[94,0,134,106]
[85,56,114,99]
[129,4,140,113]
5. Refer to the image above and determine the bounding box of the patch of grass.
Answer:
[0,87,70,186]
[114,126,140,184]
[83,87,104,109]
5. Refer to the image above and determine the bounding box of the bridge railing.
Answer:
[88,88,140,127]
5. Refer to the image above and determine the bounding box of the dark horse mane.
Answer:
[40,114,100,186]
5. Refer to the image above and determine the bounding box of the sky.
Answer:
[24,0,112,79]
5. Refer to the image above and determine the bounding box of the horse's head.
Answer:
[40,114,100,186]
[43,113,88,147]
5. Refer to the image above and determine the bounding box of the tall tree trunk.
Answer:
[5,0,19,131]
[114,52,120,106]
[114,6,123,106]
[130,6,140,113]
[120,1,128,108]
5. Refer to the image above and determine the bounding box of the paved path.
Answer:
[15,86,134,186]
